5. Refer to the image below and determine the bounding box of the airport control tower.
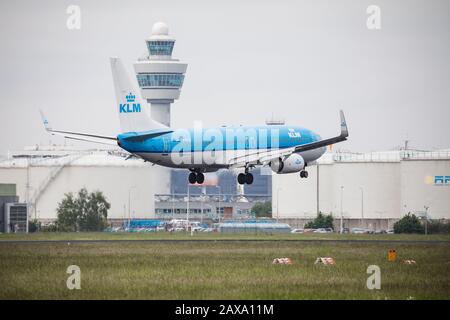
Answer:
[133,22,188,126]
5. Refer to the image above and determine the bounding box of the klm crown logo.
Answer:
[126,92,135,103]
[120,92,141,113]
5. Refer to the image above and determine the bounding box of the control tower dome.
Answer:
[133,22,188,126]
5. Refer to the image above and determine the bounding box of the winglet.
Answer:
[339,110,348,138]
[39,109,52,131]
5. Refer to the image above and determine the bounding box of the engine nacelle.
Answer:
[270,154,305,174]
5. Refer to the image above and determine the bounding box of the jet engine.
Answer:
[270,154,305,174]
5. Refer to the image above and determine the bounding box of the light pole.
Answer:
[172,193,175,219]
[214,185,222,223]
[424,206,429,235]
[128,186,137,229]
[187,185,192,222]
[187,184,203,223]
[340,186,344,234]
[316,164,320,215]
[359,187,364,228]
[276,188,282,223]
[200,188,204,224]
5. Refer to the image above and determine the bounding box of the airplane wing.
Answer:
[40,110,118,146]
[228,110,348,169]
[228,147,295,169]
[293,110,348,153]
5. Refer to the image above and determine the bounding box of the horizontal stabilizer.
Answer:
[121,129,173,142]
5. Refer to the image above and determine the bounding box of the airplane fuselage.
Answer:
[117,125,326,170]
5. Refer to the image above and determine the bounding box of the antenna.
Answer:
[403,132,410,150]
[265,113,285,125]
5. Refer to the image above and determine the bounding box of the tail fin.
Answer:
[110,57,167,133]
[39,109,52,131]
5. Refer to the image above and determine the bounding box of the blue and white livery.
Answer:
[40,57,349,185]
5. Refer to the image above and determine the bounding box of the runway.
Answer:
[0,239,449,244]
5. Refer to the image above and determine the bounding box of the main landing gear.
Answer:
[188,171,205,184]
[237,168,254,185]
[300,170,308,178]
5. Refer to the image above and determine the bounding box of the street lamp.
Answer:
[128,186,137,229]
[276,188,282,223]
[214,185,222,223]
[340,186,344,234]
[200,188,205,224]
[186,184,196,222]
[359,187,364,228]
[424,206,429,235]
[172,193,175,219]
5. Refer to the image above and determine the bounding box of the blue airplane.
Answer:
[41,57,348,185]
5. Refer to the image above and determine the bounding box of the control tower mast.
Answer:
[133,22,188,126]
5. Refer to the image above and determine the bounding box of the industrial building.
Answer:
[273,149,450,230]
[0,146,270,223]
[0,146,165,223]
[0,183,28,233]
[2,144,449,231]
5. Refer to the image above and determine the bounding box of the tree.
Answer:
[304,212,334,229]
[251,201,272,218]
[393,213,424,234]
[56,192,79,231]
[56,188,110,232]
[427,219,450,234]
[28,219,41,233]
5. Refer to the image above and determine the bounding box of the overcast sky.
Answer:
[0,0,449,156]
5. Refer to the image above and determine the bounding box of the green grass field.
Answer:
[0,233,449,299]
[1,231,450,241]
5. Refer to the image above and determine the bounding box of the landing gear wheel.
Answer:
[188,172,197,184]
[300,170,309,178]
[237,173,246,185]
[245,173,254,184]
[196,172,205,184]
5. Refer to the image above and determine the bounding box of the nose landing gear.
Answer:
[300,170,308,178]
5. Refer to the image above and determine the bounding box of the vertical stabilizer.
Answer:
[110,57,167,132]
